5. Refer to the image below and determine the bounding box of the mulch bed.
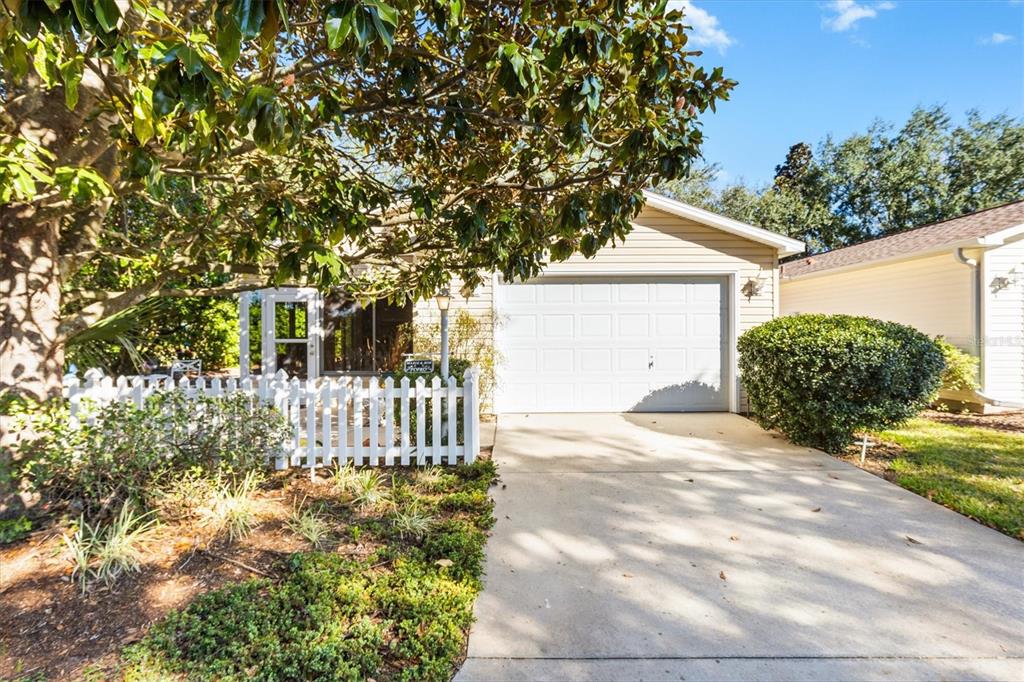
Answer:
[921,408,1024,434]
[0,473,382,680]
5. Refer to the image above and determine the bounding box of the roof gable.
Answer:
[642,191,806,256]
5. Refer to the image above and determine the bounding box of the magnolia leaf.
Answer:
[30,39,58,87]
[232,0,266,40]
[366,0,399,27]
[59,55,84,110]
[176,44,206,77]
[55,166,112,203]
[325,4,353,49]
[216,15,242,69]
[92,0,121,33]
[132,86,155,145]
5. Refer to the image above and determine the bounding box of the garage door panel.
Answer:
[618,314,649,336]
[542,315,573,337]
[541,284,573,304]
[496,277,729,412]
[618,283,649,303]
[578,349,613,372]
[505,314,537,338]
[655,313,687,336]
[692,313,723,337]
[539,383,574,410]
[654,282,688,302]
[580,314,612,337]
[541,349,573,372]
[618,349,649,372]
[507,348,538,372]
[692,283,722,304]
[504,285,538,304]
[578,383,614,410]
[654,349,687,372]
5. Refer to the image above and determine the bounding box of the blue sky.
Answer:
[672,0,1024,187]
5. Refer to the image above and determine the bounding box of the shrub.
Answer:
[0,515,31,544]
[934,337,980,394]
[738,314,944,453]
[124,554,385,681]
[420,519,487,586]
[406,309,498,410]
[15,392,288,521]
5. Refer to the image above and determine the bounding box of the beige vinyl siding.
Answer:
[983,239,1024,402]
[414,205,779,335]
[534,206,779,334]
[781,253,975,350]
[412,276,494,347]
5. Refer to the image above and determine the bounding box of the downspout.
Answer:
[954,248,1024,408]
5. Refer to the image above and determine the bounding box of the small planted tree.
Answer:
[738,314,945,453]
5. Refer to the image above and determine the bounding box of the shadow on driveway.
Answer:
[456,413,1024,682]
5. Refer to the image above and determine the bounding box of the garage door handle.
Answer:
[649,356,654,369]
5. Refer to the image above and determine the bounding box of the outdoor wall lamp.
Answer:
[741,277,764,301]
[436,287,451,379]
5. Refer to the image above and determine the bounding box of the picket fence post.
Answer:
[400,377,411,466]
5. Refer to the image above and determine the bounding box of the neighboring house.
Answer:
[781,200,1024,409]
[240,190,804,413]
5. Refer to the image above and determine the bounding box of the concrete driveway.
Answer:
[456,413,1024,682]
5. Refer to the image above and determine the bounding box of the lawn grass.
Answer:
[120,459,498,681]
[873,418,1024,539]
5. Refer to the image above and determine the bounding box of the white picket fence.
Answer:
[62,367,481,471]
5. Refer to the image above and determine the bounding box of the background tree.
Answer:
[657,105,1024,252]
[0,0,736,439]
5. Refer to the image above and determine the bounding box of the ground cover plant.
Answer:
[0,457,498,680]
[840,416,1024,540]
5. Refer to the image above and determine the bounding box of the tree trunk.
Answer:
[0,203,64,454]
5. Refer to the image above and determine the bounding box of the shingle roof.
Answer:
[781,200,1024,279]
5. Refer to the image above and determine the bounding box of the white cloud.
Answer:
[821,0,895,32]
[668,1,734,53]
[981,32,1016,44]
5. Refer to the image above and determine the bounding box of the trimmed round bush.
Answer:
[738,314,944,453]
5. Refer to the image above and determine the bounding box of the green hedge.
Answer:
[737,314,944,453]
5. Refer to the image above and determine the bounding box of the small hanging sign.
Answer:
[403,358,435,374]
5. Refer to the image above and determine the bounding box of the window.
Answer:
[323,292,412,373]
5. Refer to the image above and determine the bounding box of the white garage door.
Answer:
[495,277,730,413]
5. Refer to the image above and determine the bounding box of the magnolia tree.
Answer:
[0,0,733,435]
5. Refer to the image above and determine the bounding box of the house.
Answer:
[239,190,804,413]
[781,200,1024,409]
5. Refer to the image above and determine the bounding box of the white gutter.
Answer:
[952,248,1024,409]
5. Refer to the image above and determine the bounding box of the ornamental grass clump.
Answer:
[738,314,944,453]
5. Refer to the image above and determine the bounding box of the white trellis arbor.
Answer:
[239,287,323,379]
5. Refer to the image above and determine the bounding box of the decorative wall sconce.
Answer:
[741,276,765,301]
[990,266,1022,294]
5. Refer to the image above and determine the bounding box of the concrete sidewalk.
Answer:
[456,413,1024,682]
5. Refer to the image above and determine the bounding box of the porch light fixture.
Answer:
[741,277,764,301]
[434,288,451,312]
[436,287,451,379]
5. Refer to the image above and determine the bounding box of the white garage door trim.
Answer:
[493,271,740,413]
